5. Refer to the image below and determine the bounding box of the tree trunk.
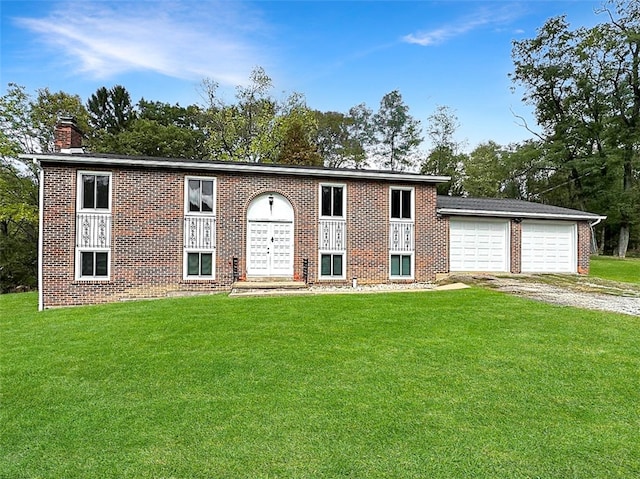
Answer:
[618,224,630,258]
[598,227,605,255]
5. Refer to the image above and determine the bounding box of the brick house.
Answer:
[22,120,605,309]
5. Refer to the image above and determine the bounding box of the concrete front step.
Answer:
[230,279,308,297]
[231,280,308,290]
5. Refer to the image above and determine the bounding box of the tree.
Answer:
[201,67,322,165]
[0,84,66,291]
[372,90,422,171]
[32,88,90,153]
[87,85,136,151]
[421,105,465,195]
[511,0,640,256]
[0,162,38,292]
[314,110,369,169]
[93,100,207,159]
[275,95,322,166]
[463,141,509,197]
[201,67,278,163]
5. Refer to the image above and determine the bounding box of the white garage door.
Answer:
[449,219,510,272]
[521,221,577,273]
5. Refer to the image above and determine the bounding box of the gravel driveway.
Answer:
[451,274,640,317]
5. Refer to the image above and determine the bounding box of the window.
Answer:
[390,188,412,219]
[186,252,213,278]
[76,171,112,281]
[391,254,412,277]
[184,177,216,280]
[188,178,215,213]
[78,251,109,279]
[320,184,344,217]
[79,173,110,210]
[320,253,344,278]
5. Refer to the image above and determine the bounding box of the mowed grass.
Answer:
[2,290,639,478]
[590,255,640,284]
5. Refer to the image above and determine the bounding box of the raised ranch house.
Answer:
[23,120,605,309]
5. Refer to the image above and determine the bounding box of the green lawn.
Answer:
[2,290,639,478]
[590,255,640,283]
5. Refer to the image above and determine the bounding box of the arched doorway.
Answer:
[246,192,294,277]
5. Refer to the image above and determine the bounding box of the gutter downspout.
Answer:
[589,217,605,255]
[34,159,44,311]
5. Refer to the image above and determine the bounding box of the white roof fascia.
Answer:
[437,208,606,222]
[20,154,451,184]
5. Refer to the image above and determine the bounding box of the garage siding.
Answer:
[521,221,577,273]
[449,219,510,272]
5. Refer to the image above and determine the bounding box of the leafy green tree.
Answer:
[463,141,509,197]
[421,105,465,194]
[202,67,322,165]
[0,84,71,290]
[0,162,38,292]
[275,95,322,166]
[372,90,422,171]
[202,67,278,163]
[511,0,640,256]
[92,100,207,159]
[315,110,369,169]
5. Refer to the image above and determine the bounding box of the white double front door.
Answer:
[246,193,294,278]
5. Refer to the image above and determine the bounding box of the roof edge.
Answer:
[437,207,606,222]
[22,153,451,184]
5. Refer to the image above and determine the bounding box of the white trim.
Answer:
[36,160,44,311]
[76,171,112,213]
[318,251,347,281]
[389,252,414,280]
[75,171,112,282]
[437,207,605,222]
[184,176,217,216]
[246,193,295,277]
[75,248,111,281]
[23,154,451,184]
[183,250,216,280]
[390,186,415,222]
[318,182,347,219]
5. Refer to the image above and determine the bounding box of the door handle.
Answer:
[271,237,274,243]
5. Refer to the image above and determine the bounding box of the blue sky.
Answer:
[1,0,604,152]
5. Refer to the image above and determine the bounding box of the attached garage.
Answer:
[521,221,576,273]
[437,196,605,275]
[449,218,510,272]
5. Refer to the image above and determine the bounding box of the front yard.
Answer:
[590,255,640,283]
[1,289,639,478]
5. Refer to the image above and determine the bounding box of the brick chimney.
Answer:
[54,115,84,153]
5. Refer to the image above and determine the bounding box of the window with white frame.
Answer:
[187,178,215,214]
[390,253,412,278]
[76,171,112,280]
[320,184,345,218]
[319,183,347,280]
[320,253,344,278]
[184,176,216,279]
[389,187,415,279]
[390,188,412,220]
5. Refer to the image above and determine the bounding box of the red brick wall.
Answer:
[577,221,591,274]
[54,123,83,151]
[510,220,522,274]
[41,164,445,307]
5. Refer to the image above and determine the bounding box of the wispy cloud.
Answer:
[14,1,270,85]
[403,5,523,46]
